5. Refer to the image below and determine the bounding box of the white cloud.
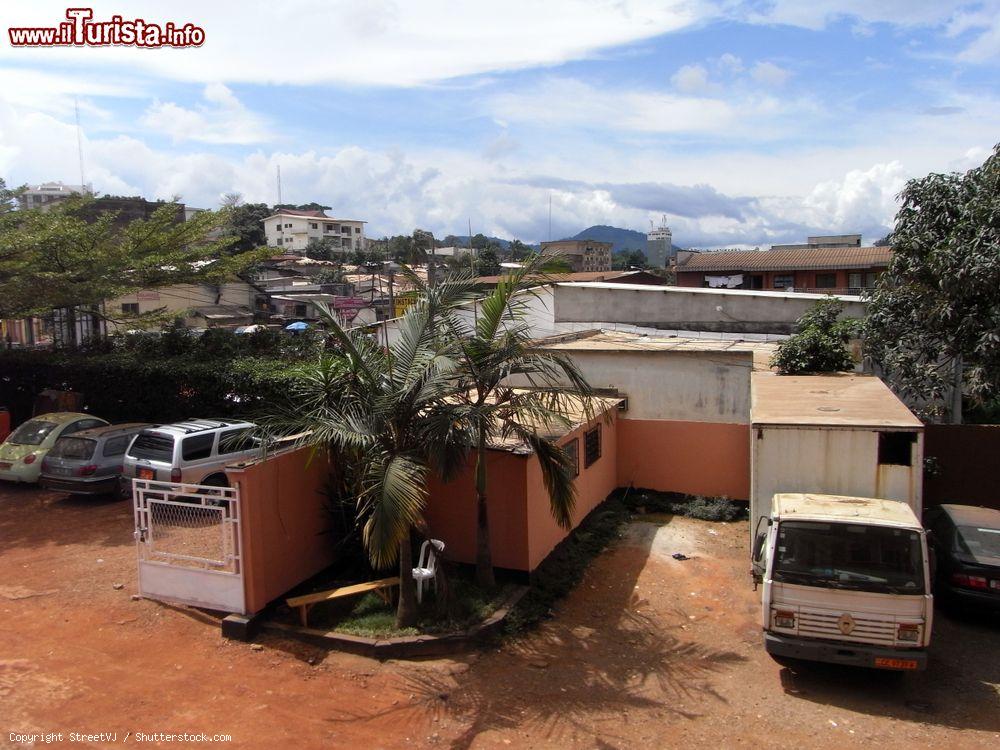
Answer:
[671,63,711,93]
[0,1,709,86]
[716,53,744,73]
[139,84,272,144]
[750,61,791,87]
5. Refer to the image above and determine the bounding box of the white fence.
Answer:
[133,479,245,614]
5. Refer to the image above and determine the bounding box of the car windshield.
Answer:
[49,437,97,460]
[955,525,1000,558]
[6,420,57,446]
[773,520,925,594]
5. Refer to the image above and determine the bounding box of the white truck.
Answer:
[752,493,933,671]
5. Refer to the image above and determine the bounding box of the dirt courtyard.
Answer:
[1,484,999,749]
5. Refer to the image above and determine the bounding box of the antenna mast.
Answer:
[276,165,282,205]
[74,97,87,190]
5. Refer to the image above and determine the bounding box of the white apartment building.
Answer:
[19,181,93,210]
[263,209,366,255]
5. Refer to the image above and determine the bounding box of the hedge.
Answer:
[0,349,300,426]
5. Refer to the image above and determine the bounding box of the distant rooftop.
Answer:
[751,373,922,429]
[676,245,891,273]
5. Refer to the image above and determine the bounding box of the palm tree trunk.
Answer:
[396,527,418,628]
[475,430,496,589]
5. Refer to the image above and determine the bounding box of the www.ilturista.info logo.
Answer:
[8,8,205,48]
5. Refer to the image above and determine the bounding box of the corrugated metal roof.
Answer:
[751,373,922,428]
[677,246,892,273]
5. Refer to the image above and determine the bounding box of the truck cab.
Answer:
[752,493,932,671]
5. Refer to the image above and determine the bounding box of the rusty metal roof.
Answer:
[677,246,892,273]
[772,493,921,527]
[751,373,922,428]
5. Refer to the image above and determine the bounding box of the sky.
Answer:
[0,1,997,248]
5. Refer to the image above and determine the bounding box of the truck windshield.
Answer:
[773,521,924,594]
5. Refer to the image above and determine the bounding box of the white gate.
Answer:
[133,479,245,614]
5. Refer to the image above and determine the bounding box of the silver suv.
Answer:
[122,419,261,490]
[40,422,151,497]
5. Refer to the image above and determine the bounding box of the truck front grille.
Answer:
[796,609,897,645]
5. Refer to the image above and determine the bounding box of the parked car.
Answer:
[39,423,151,498]
[925,503,1000,612]
[0,412,110,484]
[122,419,261,490]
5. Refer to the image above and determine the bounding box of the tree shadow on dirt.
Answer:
[776,605,1000,732]
[324,517,747,748]
[0,484,134,552]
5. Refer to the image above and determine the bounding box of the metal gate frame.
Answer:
[133,479,245,614]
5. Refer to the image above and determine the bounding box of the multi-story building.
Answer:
[540,239,613,272]
[646,216,674,268]
[263,209,366,255]
[675,236,891,294]
[18,181,93,210]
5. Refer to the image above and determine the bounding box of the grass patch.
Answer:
[504,496,631,634]
[618,488,746,522]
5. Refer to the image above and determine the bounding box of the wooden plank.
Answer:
[286,577,399,608]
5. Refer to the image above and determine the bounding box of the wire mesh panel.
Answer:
[134,480,241,572]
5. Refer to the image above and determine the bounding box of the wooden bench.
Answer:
[286,576,400,627]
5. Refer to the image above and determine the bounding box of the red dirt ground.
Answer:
[1,485,998,749]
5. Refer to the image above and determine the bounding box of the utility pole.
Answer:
[74,97,87,191]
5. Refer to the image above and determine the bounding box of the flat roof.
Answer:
[772,493,921,528]
[751,373,922,429]
[938,504,1000,528]
[555,281,863,302]
[537,330,777,370]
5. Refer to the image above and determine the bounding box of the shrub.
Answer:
[618,488,745,522]
[770,298,859,374]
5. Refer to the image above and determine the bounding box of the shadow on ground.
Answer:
[325,516,747,748]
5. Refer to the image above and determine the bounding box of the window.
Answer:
[6,420,56,445]
[878,431,916,466]
[564,438,580,477]
[341,227,350,234]
[865,272,878,288]
[218,427,254,455]
[325,223,333,231]
[773,275,794,289]
[848,272,862,290]
[102,435,130,457]
[50,437,96,460]
[128,433,174,461]
[310,223,318,229]
[121,302,140,315]
[355,227,361,234]
[64,419,105,436]
[815,273,837,289]
[584,426,601,468]
[182,433,215,461]
[276,238,283,245]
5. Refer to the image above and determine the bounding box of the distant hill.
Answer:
[565,224,682,255]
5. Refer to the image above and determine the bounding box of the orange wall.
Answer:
[227,447,338,614]
[616,419,750,500]
[425,449,531,571]
[526,410,619,570]
[425,410,620,572]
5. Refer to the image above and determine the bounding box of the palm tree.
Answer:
[265,273,476,626]
[446,253,596,588]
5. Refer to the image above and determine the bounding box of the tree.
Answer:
[470,233,490,250]
[0,192,270,322]
[770,298,859,375]
[864,144,1000,422]
[305,237,338,260]
[509,239,533,261]
[613,249,648,270]
[266,274,478,626]
[223,201,271,253]
[475,248,501,276]
[444,254,595,587]
[274,202,331,213]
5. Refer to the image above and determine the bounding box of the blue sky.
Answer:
[0,1,997,247]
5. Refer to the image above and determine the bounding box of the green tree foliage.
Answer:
[274,202,331,212]
[305,237,338,260]
[509,239,533,260]
[475,247,501,276]
[0,190,269,320]
[864,145,1000,420]
[613,249,648,270]
[770,298,859,374]
[223,201,271,253]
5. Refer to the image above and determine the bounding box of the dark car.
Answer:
[925,504,1000,611]
[39,422,152,497]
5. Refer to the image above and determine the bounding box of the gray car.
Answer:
[39,422,152,497]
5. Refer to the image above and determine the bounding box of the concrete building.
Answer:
[18,181,92,210]
[750,373,924,527]
[553,282,867,335]
[540,239,613,272]
[106,281,266,330]
[263,209,366,255]
[674,245,891,294]
[646,216,674,268]
[771,234,863,251]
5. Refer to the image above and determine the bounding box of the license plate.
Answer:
[138,468,155,480]
[50,466,74,476]
[874,657,918,670]
[0,462,10,470]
